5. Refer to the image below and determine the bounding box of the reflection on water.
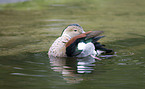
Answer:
[49,56,97,84]
[0,52,144,89]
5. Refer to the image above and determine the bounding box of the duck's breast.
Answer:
[48,36,70,57]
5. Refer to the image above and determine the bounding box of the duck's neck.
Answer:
[62,34,71,39]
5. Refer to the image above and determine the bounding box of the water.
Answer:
[0,52,144,89]
[0,0,145,89]
[0,0,28,4]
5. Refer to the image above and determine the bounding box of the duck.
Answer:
[48,24,114,60]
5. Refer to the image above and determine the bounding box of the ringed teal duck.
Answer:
[48,24,114,60]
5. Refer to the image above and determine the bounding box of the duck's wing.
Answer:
[85,31,104,40]
[66,31,92,57]
[66,38,83,57]
[66,31,104,57]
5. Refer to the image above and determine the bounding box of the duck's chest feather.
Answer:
[48,36,70,57]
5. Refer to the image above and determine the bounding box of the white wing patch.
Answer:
[77,42,96,57]
[77,42,86,50]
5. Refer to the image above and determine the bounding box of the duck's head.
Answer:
[61,24,85,38]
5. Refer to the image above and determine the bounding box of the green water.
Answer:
[0,0,145,89]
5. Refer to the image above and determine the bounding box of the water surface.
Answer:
[0,0,145,89]
[0,0,28,4]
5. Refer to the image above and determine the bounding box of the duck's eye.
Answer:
[74,30,77,32]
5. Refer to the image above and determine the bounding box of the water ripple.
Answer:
[13,67,23,70]
[25,61,45,65]
[11,73,47,77]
